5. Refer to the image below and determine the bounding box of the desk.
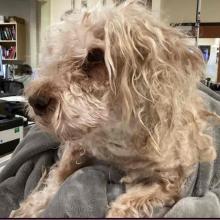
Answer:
[0,96,29,156]
[0,117,23,156]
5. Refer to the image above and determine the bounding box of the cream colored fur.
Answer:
[10,0,216,218]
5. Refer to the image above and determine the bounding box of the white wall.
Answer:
[201,0,220,22]
[161,0,220,24]
[37,0,50,65]
[152,0,161,19]
[50,0,72,24]
[30,0,37,68]
[0,0,37,67]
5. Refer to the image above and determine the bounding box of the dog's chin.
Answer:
[32,116,54,134]
[35,118,93,143]
[56,125,95,143]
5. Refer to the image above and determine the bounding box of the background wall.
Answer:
[161,0,220,24]
[50,0,72,24]
[1,0,219,70]
[37,0,50,64]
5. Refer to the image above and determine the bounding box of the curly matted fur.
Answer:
[10,0,216,218]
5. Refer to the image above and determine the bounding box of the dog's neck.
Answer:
[75,120,153,176]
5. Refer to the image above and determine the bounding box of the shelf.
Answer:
[2,59,23,64]
[0,22,16,25]
[0,21,26,62]
[0,40,16,42]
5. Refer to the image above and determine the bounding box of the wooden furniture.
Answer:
[0,20,26,63]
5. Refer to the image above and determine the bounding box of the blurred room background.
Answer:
[0,0,219,84]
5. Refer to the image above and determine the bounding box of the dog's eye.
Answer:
[87,48,104,63]
[82,48,104,72]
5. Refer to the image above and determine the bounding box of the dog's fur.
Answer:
[10,0,216,217]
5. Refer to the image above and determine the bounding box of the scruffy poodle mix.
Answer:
[11,0,216,218]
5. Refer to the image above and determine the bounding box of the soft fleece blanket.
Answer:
[0,83,220,218]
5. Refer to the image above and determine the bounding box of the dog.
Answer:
[10,0,216,217]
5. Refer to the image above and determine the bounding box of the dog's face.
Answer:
[26,9,113,141]
[27,30,110,141]
[26,1,204,142]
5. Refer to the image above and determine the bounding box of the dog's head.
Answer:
[26,1,204,143]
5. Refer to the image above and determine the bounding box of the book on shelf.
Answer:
[0,45,16,59]
[0,25,16,41]
[0,45,3,78]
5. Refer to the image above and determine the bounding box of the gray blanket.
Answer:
[0,83,220,218]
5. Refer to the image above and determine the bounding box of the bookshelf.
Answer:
[0,21,26,63]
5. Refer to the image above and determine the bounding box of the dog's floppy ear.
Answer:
[104,2,214,161]
[104,1,204,124]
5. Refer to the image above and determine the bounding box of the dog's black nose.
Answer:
[28,95,51,115]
